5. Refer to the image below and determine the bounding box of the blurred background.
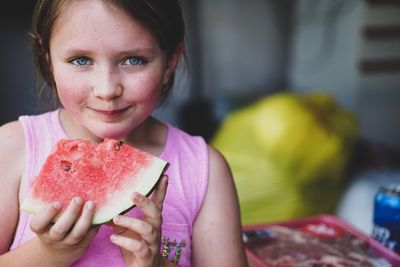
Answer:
[1,0,399,234]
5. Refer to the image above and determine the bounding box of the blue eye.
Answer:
[71,57,90,66]
[125,57,144,66]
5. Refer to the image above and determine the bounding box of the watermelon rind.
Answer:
[93,158,168,224]
[20,143,169,225]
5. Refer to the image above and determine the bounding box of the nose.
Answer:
[92,66,123,100]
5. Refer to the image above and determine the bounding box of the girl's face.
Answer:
[49,0,177,140]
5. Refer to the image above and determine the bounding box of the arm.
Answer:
[0,121,25,254]
[191,146,248,267]
[0,121,98,267]
[0,122,53,265]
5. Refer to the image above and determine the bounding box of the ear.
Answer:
[163,42,184,85]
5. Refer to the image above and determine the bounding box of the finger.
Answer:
[49,197,84,241]
[79,225,100,246]
[109,222,140,238]
[132,193,162,227]
[65,201,96,245]
[131,175,168,219]
[110,234,151,258]
[30,201,62,234]
[113,216,157,243]
[150,175,168,210]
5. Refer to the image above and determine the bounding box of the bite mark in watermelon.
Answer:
[20,138,169,224]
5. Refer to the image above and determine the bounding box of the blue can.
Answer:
[372,184,400,254]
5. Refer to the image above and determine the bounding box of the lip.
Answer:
[90,107,130,116]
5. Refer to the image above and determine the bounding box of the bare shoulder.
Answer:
[208,145,231,177]
[191,145,248,267]
[0,120,25,140]
[0,120,25,253]
[206,145,239,218]
[0,120,26,168]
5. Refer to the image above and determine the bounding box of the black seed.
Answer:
[114,141,123,151]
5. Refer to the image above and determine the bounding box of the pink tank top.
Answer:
[11,109,209,267]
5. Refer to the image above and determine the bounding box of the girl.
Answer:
[0,0,247,266]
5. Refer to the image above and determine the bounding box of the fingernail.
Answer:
[86,201,94,210]
[110,234,117,242]
[113,216,122,224]
[74,197,83,206]
[132,193,142,203]
[52,201,61,209]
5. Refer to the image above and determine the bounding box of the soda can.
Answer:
[372,184,400,254]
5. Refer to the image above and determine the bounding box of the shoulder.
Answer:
[0,120,25,139]
[208,145,230,175]
[0,120,26,168]
[205,145,236,209]
[191,145,247,266]
[0,120,26,187]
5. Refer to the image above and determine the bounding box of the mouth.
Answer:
[90,107,130,116]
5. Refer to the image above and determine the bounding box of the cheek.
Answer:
[124,72,163,103]
[54,72,88,107]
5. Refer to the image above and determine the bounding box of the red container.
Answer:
[243,214,400,267]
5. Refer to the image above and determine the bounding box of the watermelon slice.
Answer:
[20,138,169,224]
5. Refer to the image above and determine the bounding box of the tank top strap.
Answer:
[18,109,67,199]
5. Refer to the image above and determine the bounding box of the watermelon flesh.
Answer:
[21,138,169,224]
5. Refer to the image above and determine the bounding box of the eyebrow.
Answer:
[62,48,160,57]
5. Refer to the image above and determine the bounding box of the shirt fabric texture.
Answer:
[11,109,209,267]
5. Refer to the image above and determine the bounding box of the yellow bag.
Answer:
[212,92,359,225]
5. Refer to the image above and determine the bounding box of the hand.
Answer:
[30,197,98,266]
[110,175,172,267]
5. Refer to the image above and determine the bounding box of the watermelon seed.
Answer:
[61,160,72,171]
[64,165,71,171]
[114,141,123,151]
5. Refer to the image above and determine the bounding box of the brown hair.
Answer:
[30,0,185,108]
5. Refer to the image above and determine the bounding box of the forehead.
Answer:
[50,0,160,51]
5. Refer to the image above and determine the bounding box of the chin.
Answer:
[99,131,129,140]
[91,126,131,140]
